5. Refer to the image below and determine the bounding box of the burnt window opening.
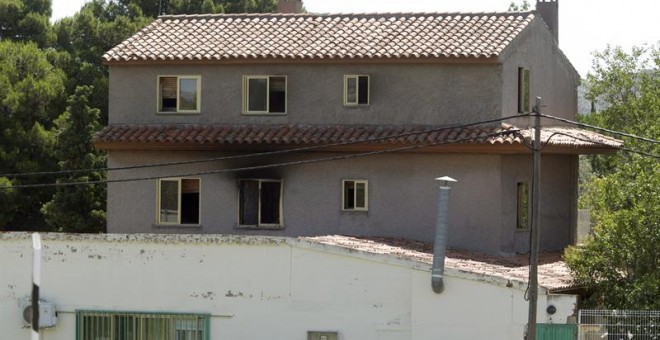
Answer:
[239,179,282,226]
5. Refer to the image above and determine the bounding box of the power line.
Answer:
[0,114,528,179]
[549,132,660,160]
[541,113,660,145]
[0,129,521,190]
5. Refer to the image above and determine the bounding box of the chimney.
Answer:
[536,0,558,43]
[277,0,303,14]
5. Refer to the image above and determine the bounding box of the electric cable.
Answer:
[540,113,660,145]
[0,113,529,179]
[0,129,521,189]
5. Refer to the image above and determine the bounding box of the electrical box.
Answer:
[308,331,338,340]
[19,298,57,328]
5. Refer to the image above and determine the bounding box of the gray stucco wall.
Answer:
[107,150,577,254]
[108,63,502,126]
[499,154,578,254]
[500,18,579,128]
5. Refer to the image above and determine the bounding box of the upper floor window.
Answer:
[242,76,287,114]
[518,67,530,113]
[157,178,200,225]
[158,76,201,113]
[344,75,369,106]
[342,179,368,211]
[239,179,283,227]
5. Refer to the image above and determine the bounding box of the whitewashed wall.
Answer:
[0,233,576,340]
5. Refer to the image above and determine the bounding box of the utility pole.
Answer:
[526,97,542,340]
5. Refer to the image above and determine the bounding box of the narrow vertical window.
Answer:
[158,76,200,113]
[517,182,530,229]
[158,178,200,225]
[239,179,283,226]
[518,67,530,113]
[243,76,287,114]
[343,180,368,211]
[344,75,370,106]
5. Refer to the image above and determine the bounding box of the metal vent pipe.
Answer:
[431,176,456,294]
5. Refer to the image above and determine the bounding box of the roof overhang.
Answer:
[93,123,622,155]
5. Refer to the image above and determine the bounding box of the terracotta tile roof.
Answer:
[305,235,574,290]
[103,12,536,63]
[93,123,622,152]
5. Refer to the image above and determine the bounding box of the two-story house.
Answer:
[95,0,620,255]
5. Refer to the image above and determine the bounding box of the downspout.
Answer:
[432,176,456,294]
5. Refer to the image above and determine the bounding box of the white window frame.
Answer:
[157,177,201,225]
[517,67,530,113]
[157,75,201,114]
[242,75,287,114]
[238,178,283,227]
[342,179,368,211]
[343,74,370,106]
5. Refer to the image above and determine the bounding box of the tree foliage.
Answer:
[119,0,277,16]
[564,45,660,309]
[42,86,106,233]
[0,40,65,229]
[508,0,530,12]
[0,0,54,46]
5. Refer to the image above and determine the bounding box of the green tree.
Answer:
[564,45,660,309]
[121,0,277,16]
[0,0,55,46]
[0,40,66,229]
[508,0,530,11]
[42,86,106,233]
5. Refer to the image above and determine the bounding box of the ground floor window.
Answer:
[517,181,530,229]
[76,310,209,340]
[239,179,282,227]
[342,179,368,211]
[158,178,200,225]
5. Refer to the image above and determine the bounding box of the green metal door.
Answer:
[537,324,577,340]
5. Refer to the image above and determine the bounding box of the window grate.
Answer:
[76,310,209,340]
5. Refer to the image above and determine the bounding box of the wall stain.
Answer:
[225,290,243,298]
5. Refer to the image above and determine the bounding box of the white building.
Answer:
[1,232,576,339]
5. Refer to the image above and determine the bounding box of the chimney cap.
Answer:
[435,176,457,186]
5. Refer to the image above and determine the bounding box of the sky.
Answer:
[51,0,659,77]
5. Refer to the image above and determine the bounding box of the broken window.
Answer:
[343,180,368,211]
[344,75,369,106]
[239,179,282,226]
[243,76,287,113]
[158,76,201,113]
[158,178,200,225]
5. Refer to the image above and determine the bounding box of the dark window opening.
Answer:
[269,76,286,113]
[239,179,282,226]
[357,76,369,105]
[160,76,177,112]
